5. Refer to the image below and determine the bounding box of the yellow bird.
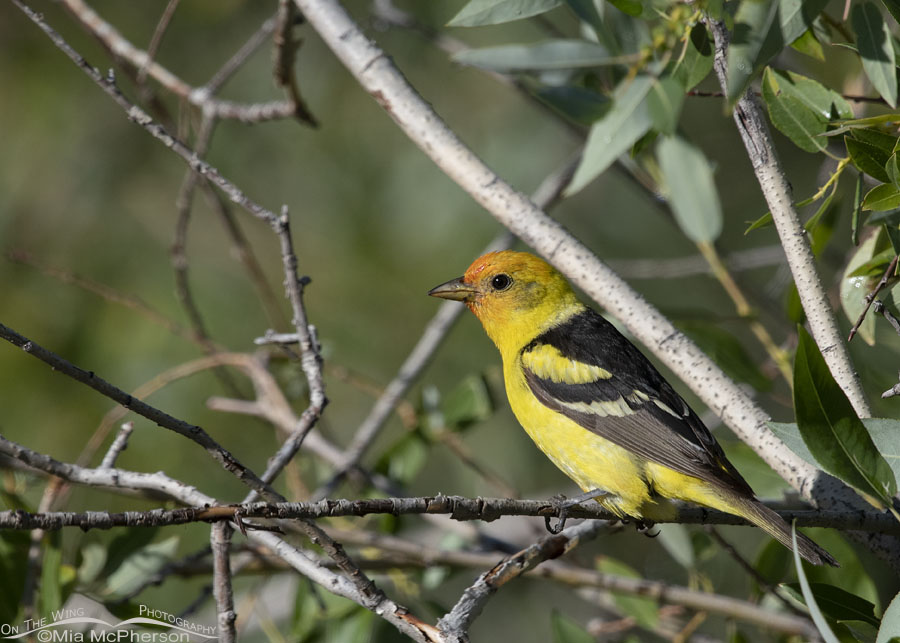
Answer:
[429,250,836,566]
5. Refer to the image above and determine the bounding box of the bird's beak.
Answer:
[428,276,476,302]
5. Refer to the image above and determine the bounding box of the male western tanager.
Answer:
[429,250,836,566]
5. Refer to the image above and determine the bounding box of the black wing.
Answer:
[520,308,754,497]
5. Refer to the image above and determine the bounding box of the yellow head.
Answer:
[428,251,584,355]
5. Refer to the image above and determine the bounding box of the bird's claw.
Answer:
[544,493,570,534]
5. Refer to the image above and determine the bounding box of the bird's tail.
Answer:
[723,492,838,567]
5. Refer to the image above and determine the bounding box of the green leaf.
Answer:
[39,534,63,618]
[0,532,29,624]
[851,124,899,153]
[672,24,714,90]
[863,183,900,211]
[606,0,643,17]
[881,0,900,24]
[840,232,883,344]
[885,221,900,253]
[766,69,854,120]
[564,0,604,34]
[852,2,898,108]
[848,246,894,278]
[441,373,493,429]
[790,27,825,60]
[532,85,610,126]
[846,135,892,182]
[793,327,898,508]
[452,39,616,71]
[778,0,832,46]
[887,153,900,189]
[566,75,654,195]
[657,136,723,243]
[726,0,782,101]
[781,582,879,627]
[791,525,842,643]
[382,434,429,483]
[761,68,829,153]
[726,0,831,101]
[596,558,659,628]
[745,211,773,232]
[647,76,684,135]
[551,610,594,643]
[448,0,562,26]
[100,535,179,602]
[852,171,864,246]
[877,591,900,643]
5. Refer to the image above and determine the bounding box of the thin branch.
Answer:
[203,15,279,96]
[99,422,134,469]
[0,322,277,500]
[288,0,899,567]
[437,520,608,640]
[272,0,318,126]
[137,0,180,87]
[240,207,329,503]
[3,496,895,533]
[687,88,891,104]
[211,523,237,643]
[848,255,899,341]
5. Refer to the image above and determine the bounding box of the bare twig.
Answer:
[137,0,181,87]
[686,89,891,104]
[0,322,276,499]
[211,523,237,643]
[203,15,279,96]
[437,520,608,640]
[272,0,318,126]
[848,255,899,342]
[99,422,134,469]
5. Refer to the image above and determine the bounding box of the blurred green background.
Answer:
[2,1,899,640]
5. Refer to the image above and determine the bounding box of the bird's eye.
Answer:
[491,274,512,291]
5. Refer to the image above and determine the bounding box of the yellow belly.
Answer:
[504,363,674,520]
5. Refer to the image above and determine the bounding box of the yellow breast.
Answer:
[503,357,669,519]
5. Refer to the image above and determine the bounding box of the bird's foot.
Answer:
[544,488,609,534]
[633,518,659,538]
